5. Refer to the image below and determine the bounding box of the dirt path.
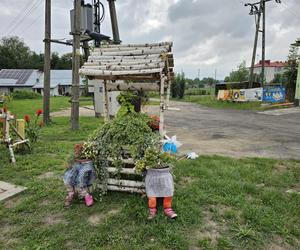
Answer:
[51,106,95,117]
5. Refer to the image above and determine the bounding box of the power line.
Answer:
[19,13,44,36]
[3,0,40,35]
[5,0,43,37]
[244,0,281,87]
[281,2,300,20]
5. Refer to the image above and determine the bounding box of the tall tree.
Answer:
[0,36,32,69]
[224,61,249,82]
[284,45,299,101]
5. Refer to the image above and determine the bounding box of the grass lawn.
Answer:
[180,95,263,111]
[0,100,300,249]
[6,96,93,118]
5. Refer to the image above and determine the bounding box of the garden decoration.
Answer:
[83,112,160,195]
[79,41,174,137]
[79,42,175,195]
[162,135,182,154]
[63,144,96,207]
[0,106,30,164]
[134,147,177,219]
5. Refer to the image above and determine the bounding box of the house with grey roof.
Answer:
[33,70,86,96]
[0,69,85,96]
[0,69,40,94]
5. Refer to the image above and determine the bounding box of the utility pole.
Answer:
[43,0,51,124]
[71,0,81,130]
[107,0,121,44]
[245,0,281,88]
[262,0,266,86]
[215,69,217,82]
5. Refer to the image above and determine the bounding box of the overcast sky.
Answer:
[0,0,299,79]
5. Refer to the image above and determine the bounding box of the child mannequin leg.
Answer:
[148,196,177,219]
[163,197,177,219]
[79,187,93,207]
[65,185,75,207]
[148,197,157,219]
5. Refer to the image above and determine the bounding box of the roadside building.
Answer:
[32,70,85,96]
[0,69,40,94]
[253,60,286,83]
[0,69,86,96]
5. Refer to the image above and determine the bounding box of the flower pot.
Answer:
[145,167,174,197]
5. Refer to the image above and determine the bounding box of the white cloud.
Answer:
[0,0,299,79]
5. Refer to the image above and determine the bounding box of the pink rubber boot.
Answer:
[164,208,178,219]
[84,194,94,207]
[148,208,157,220]
[64,192,74,207]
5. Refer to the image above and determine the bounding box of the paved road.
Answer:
[145,101,300,159]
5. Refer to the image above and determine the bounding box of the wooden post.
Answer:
[159,74,165,138]
[16,119,25,141]
[43,0,51,124]
[103,80,110,121]
[71,0,81,130]
[3,112,9,141]
[165,57,172,109]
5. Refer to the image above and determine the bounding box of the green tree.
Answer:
[201,77,217,86]
[193,77,204,88]
[171,74,180,98]
[283,44,299,101]
[0,36,32,69]
[271,73,283,84]
[171,73,186,99]
[178,73,185,99]
[225,61,249,82]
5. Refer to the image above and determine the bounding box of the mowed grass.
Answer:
[181,95,263,111]
[0,100,300,249]
[6,96,93,118]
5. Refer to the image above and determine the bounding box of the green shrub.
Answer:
[12,90,41,100]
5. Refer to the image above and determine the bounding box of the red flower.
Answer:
[3,107,7,113]
[36,109,43,116]
[148,115,160,130]
[24,115,30,123]
[38,121,44,127]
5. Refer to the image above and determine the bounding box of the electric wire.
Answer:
[281,2,300,20]
[3,0,40,35]
[19,13,44,36]
[5,0,44,37]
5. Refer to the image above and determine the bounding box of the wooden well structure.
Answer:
[79,41,174,193]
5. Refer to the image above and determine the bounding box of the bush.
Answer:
[12,90,41,99]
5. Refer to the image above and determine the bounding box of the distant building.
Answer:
[33,70,85,96]
[0,69,40,94]
[253,60,286,83]
[0,69,85,96]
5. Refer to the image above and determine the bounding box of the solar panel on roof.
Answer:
[0,69,34,85]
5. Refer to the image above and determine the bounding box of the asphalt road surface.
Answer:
[145,101,300,159]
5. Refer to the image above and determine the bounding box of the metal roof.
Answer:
[0,69,40,87]
[33,70,85,89]
[0,69,85,88]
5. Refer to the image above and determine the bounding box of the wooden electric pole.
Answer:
[245,0,281,88]
[43,0,51,124]
[71,0,81,130]
[262,0,266,86]
[107,0,121,44]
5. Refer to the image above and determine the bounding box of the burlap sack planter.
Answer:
[145,167,174,197]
